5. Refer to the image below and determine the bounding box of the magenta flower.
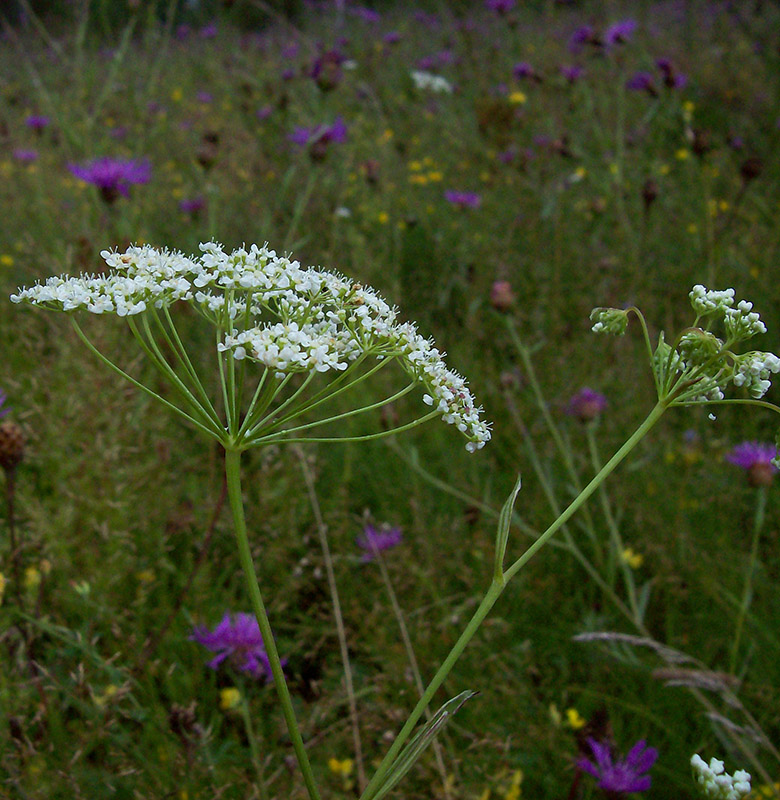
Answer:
[626,71,657,96]
[561,64,584,83]
[567,387,608,421]
[290,117,348,147]
[604,19,638,47]
[179,196,205,215]
[569,24,597,53]
[579,738,658,794]
[485,0,515,13]
[357,524,403,562]
[68,157,151,203]
[190,612,283,682]
[25,114,50,132]
[726,441,777,487]
[13,149,38,163]
[445,190,481,209]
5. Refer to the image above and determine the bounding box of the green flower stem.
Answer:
[239,688,270,800]
[730,485,767,673]
[216,330,235,434]
[504,400,667,582]
[70,319,222,440]
[238,373,289,442]
[249,409,442,448]
[363,399,669,800]
[240,372,314,441]
[224,448,322,800]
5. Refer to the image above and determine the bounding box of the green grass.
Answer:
[1,2,780,798]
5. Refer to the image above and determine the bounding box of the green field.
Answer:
[1,2,779,798]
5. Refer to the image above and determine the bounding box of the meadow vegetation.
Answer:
[1,1,780,798]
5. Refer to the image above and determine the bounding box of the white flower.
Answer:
[691,753,751,800]
[410,70,453,94]
[12,241,491,451]
[689,285,735,316]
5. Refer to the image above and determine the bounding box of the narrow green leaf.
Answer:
[369,690,477,800]
[494,472,522,580]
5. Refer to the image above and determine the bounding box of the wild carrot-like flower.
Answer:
[357,524,402,562]
[191,612,281,681]
[726,441,777,487]
[68,157,151,203]
[11,241,491,451]
[691,754,751,800]
[579,738,658,794]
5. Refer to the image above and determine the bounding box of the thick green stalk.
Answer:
[224,448,322,800]
[363,400,669,800]
[504,400,667,582]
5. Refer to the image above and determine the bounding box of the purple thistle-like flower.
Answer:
[0,389,10,420]
[626,71,657,95]
[68,157,151,203]
[25,114,50,131]
[13,149,38,163]
[726,441,778,487]
[513,61,535,79]
[289,116,348,147]
[190,612,283,682]
[357,524,403,562]
[561,64,584,83]
[567,387,608,422]
[604,19,638,47]
[445,190,482,209]
[486,0,515,13]
[579,738,658,794]
[179,195,205,215]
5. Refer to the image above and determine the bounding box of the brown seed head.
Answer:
[0,421,25,472]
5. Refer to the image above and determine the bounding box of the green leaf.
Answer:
[369,690,477,800]
[494,472,522,580]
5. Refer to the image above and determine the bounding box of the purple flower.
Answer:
[179,195,205,215]
[566,387,608,422]
[289,117,348,160]
[561,64,584,83]
[357,524,403,562]
[726,441,778,487]
[383,30,402,45]
[350,6,381,23]
[656,58,687,89]
[25,114,50,132]
[626,71,657,95]
[569,25,596,53]
[0,389,10,420]
[13,148,38,163]
[256,105,273,121]
[486,0,515,13]
[579,738,658,794]
[445,190,482,209]
[199,21,218,39]
[311,49,347,91]
[513,61,536,80]
[68,157,151,203]
[190,612,282,681]
[196,91,213,104]
[604,19,638,47]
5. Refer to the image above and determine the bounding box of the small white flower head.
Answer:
[725,299,767,342]
[689,285,735,316]
[590,307,629,336]
[732,351,780,399]
[12,241,491,452]
[691,753,751,800]
[410,70,454,94]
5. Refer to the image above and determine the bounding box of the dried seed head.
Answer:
[0,421,25,472]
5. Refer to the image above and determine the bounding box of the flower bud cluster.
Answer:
[725,300,767,340]
[689,285,735,316]
[690,754,750,800]
[732,351,780,398]
[12,242,491,451]
[590,307,629,335]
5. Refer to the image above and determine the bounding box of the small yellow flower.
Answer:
[408,160,423,172]
[94,684,119,707]
[427,171,443,182]
[136,569,155,583]
[409,174,428,185]
[377,212,389,224]
[675,148,690,161]
[508,91,526,105]
[0,254,14,267]
[24,566,41,591]
[750,267,760,279]
[609,163,619,176]
[658,163,670,175]
[380,128,393,142]
[718,199,729,212]
[687,223,698,234]
[478,789,491,800]
[220,687,241,711]
[504,769,523,800]
[621,547,644,569]
[171,88,183,102]
[573,166,587,181]
[566,708,586,730]
[328,757,354,778]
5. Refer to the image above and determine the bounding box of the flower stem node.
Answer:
[590,307,629,336]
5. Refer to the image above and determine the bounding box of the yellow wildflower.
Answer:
[508,91,526,105]
[171,88,183,102]
[377,212,389,224]
[220,687,241,710]
[687,223,698,234]
[1,255,14,267]
[566,708,586,730]
[504,769,523,800]
[621,548,644,569]
[24,566,41,591]
[94,684,119,707]
[675,148,690,161]
[328,758,354,778]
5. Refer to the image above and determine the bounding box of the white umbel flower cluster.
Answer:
[689,285,736,316]
[12,241,491,451]
[410,70,454,94]
[691,754,751,800]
